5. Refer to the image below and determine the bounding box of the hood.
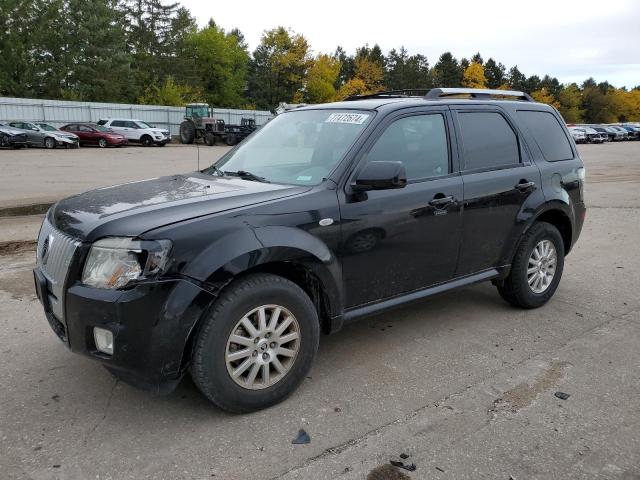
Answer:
[50,172,308,241]
[151,128,169,135]
[55,131,78,139]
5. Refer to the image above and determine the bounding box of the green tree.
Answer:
[484,58,506,89]
[334,46,355,89]
[0,0,43,97]
[304,54,340,103]
[138,76,201,105]
[247,27,311,109]
[184,23,249,107]
[385,47,431,90]
[556,83,584,123]
[433,52,461,87]
[507,65,527,91]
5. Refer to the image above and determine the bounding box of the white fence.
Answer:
[0,97,273,136]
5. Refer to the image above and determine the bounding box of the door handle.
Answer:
[515,181,536,192]
[429,195,455,207]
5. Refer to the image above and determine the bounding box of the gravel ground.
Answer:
[0,142,639,480]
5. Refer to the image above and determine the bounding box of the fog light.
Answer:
[94,327,114,355]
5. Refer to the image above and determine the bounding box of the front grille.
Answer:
[37,218,81,323]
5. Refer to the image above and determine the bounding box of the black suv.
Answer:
[34,88,586,412]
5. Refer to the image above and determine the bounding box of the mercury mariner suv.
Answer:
[34,88,586,413]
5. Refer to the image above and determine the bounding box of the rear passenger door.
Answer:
[451,106,543,276]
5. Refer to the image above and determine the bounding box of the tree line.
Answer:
[1,0,639,122]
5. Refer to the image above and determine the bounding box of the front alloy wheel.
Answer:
[98,138,108,148]
[225,305,300,390]
[191,273,319,413]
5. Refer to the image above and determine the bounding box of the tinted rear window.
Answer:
[517,110,573,161]
[458,112,520,170]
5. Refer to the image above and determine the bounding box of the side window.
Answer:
[516,110,573,161]
[79,126,92,132]
[97,120,107,126]
[111,120,124,127]
[365,114,449,181]
[127,121,139,129]
[458,112,520,170]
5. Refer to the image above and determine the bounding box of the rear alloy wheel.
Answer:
[141,135,153,147]
[44,137,56,149]
[0,134,9,148]
[497,222,564,309]
[98,138,108,148]
[191,273,319,413]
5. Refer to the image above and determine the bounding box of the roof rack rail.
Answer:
[344,89,429,101]
[425,88,535,102]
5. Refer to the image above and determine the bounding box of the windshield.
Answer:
[36,123,58,131]
[210,110,372,186]
[137,121,154,129]
[95,125,110,132]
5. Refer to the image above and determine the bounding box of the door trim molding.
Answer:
[343,268,499,323]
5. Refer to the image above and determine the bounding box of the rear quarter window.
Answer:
[516,110,573,161]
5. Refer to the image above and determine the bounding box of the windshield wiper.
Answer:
[224,170,270,183]
[209,164,225,177]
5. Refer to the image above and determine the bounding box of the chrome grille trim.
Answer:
[37,218,81,322]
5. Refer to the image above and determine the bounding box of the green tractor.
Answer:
[179,103,257,146]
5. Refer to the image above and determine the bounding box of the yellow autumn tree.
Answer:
[305,54,341,103]
[333,57,385,101]
[462,62,487,88]
[532,88,560,109]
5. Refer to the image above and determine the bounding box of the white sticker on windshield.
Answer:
[325,113,369,125]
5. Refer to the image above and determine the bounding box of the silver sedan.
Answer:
[7,121,80,149]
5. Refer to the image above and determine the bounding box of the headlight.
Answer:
[82,237,172,289]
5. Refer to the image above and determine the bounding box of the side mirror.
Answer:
[32,127,39,131]
[352,161,407,191]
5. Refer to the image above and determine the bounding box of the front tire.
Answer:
[44,137,56,149]
[497,222,565,309]
[191,273,320,413]
[98,138,108,148]
[141,135,153,147]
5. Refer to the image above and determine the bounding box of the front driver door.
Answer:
[339,108,463,309]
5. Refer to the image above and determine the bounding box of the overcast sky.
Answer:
[180,0,640,88]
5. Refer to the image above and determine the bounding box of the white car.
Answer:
[97,118,171,146]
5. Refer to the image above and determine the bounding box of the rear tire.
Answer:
[191,273,319,413]
[497,222,565,309]
[0,134,9,148]
[180,121,196,144]
[204,131,216,146]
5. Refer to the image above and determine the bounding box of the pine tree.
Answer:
[433,52,461,87]
[484,58,506,89]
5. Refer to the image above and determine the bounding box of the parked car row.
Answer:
[567,123,640,144]
[0,118,172,149]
